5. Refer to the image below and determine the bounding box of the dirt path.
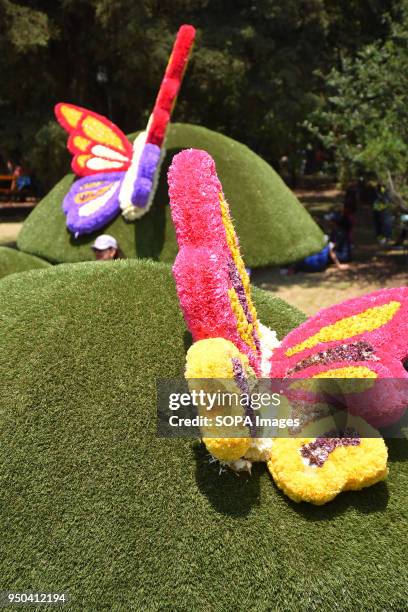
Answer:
[253,262,407,316]
[252,187,407,315]
[0,221,23,246]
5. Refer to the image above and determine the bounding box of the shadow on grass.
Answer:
[194,437,396,520]
[183,330,193,354]
[270,476,389,522]
[193,442,261,518]
[69,231,94,251]
[134,197,166,260]
[386,437,408,463]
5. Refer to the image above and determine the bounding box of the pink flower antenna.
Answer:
[168,148,262,373]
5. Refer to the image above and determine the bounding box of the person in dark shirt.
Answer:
[284,213,351,274]
[326,211,352,263]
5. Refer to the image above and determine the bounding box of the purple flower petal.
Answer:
[132,143,161,208]
[63,172,124,236]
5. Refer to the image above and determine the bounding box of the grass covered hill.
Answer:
[0,246,50,281]
[0,259,406,609]
[17,123,324,266]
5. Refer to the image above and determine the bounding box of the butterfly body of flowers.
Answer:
[167,148,406,505]
[55,24,195,237]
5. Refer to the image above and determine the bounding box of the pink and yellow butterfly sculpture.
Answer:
[55,24,195,237]
[168,148,407,505]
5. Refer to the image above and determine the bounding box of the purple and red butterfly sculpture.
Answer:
[55,24,195,237]
[167,148,407,504]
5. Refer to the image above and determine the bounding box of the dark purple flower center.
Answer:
[300,428,360,467]
[231,357,256,437]
[288,341,377,375]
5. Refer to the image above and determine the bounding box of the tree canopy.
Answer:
[309,0,408,191]
[0,0,403,189]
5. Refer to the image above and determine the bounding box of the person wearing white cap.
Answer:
[91,234,122,261]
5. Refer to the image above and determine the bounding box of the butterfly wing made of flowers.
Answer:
[271,287,408,427]
[62,172,124,236]
[267,415,388,505]
[55,103,133,177]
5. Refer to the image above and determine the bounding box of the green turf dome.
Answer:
[0,246,50,280]
[0,260,406,610]
[17,123,324,266]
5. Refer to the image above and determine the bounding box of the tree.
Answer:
[309,1,408,196]
[0,0,399,189]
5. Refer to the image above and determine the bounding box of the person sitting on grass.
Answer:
[281,212,352,274]
[326,211,353,263]
[282,231,350,275]
[91,234,122,260]
[295,238,349,273]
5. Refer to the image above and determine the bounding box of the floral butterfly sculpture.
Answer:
[271,287,408,428]
[268,416,389,505]
[55,24,195,237]
[167,148,406,504]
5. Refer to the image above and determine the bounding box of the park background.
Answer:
[1,0,407,311]
[0,3,407,610]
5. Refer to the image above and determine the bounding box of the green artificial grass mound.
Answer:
[0,246,50,281]
[17,123,324,266]
[0,259,406,609]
